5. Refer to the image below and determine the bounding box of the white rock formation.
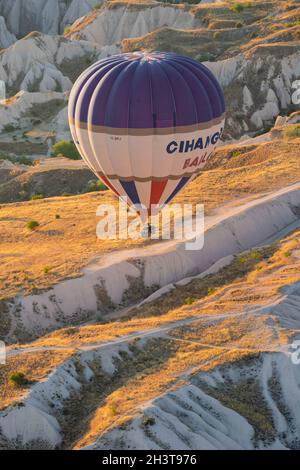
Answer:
[51,105,70,141]
[0,343,133,449]
[0,4,298,142]
[87,352,300,450]
[0,0,101,37]
[0,15,16,48]
[274,115,287,128]
[208,46,300,137]
[0,33,102,95]
[0,90,67,132]
[250,90,279,129]
[68,4,200,46]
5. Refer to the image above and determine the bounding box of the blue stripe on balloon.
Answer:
[120,180,140,205]
[165,176,191,204]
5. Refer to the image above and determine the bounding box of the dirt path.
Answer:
[7,306,291,359]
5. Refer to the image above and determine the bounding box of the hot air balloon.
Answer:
[68,52,225,226]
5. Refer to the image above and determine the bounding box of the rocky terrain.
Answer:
[0,0,299,153]
[1,122,300,449]
[0,0,300,451]
[0,157,95,203]
[0,0,101,38]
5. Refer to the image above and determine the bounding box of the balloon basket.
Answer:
[141,223,155,238]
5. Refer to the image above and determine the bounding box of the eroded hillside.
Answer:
[0,126,300,303]
[1,121,300,450]
[0,0,299,148]
[1,0,300,451]
[1,217,300,449]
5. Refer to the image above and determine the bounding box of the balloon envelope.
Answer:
[68,51,225,221]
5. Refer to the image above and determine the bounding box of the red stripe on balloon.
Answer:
[150,180,168,206]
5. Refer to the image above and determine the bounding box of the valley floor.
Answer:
[1,0,300,451]
[1,220,300,449]
[1,132,300,450]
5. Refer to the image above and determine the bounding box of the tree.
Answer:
[52,140,81,160]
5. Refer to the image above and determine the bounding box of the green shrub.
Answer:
[3,124,17,133]
[9,372,28,387]
[197,52,215,62]
[285,17,300,28]
[231,3,245,13]
[142,416,156,427]
[43,266,51,274]
[237,254,247,263]
[18,190,27,200]
[231,150,242,158]
[185,297,196,305]
[52,140,80,160]
[230,2,252,13]
[249,31,257,39]
[249,250,263,261]
[30,194,44,200]
[236,21,244,28]
[26,220,39,230]
[109,403,118,416]
[55,214,61,219]
[207,287,216,296]
[63,327,79,336]
[284,125,300,139]
[86,179,108,192]
[237,249,264,264]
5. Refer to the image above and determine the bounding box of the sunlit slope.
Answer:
[1,136,300,300]
[121,1,300,59]
[1,228,300,448]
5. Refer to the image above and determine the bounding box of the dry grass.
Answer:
[170,314,290,351]
[0,191,149,300]
[73,343,252,449]
[177,139,300,213]
[2,228,299,445]
[70,232,299,448]
[16,230,300,354]
[125,245,276,320]
[284,124,300,139]
[0,349,74,410]
[1,138,300,300]
[199,356,276,444]
[122,0,296,60]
